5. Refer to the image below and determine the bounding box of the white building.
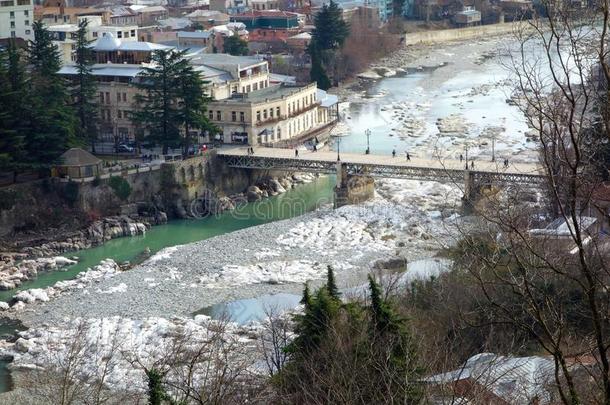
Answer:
[0,0,34,40]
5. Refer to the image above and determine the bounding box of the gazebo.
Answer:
[56,148,103,179]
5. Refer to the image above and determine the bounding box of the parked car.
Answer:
[117,144,134,153]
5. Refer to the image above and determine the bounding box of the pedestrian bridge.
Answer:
[216,146,545,186]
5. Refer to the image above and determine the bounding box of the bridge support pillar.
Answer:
[462,170,476,214]
[334,163,375,208]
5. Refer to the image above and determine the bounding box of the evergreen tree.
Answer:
[367,275,422,403]
[222,35,249,56]
[71,19,99,151]
[0,41,27,176]
[326,265,341,301]
[27,22,77,170]
[300,282,312,307]
[133,49,188,155]
[309,47,331,90]
[176,60,213,157]
[311,0,349,51]
[145,368,173,405]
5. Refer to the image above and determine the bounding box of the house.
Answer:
[184,9,230,28]
[285,32,311,52]
[230,10,301,46]
[250,0,280,10]
[56,148,103,179]
[529,216,599,254]
[424,353,556,404]
[454,6,481,26]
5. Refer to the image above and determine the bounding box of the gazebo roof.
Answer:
[59,148,102,167]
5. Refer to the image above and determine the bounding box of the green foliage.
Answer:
[132,49,213,155]
[146,368,173,405]
[63,181,80,205]
[222,36,249,56]
[309,49,331,90]
[311,0,350,51]
[71,19,98,150]
[280,273,423,403]
[326,265,341,301]
[109,176,132,201]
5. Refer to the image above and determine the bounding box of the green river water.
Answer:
[0,176,335,303]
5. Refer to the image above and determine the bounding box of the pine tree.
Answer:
[367,275,422,403]
[133,49,187,155]
[326,265,341,301]
[146,368,171,405]
[309,47,331,90]
[311,0,349,51]
[27,22,77,170]
[71,19,99,152]
[176,60,213,157]
[300,282,312,307]
[0,43,26,176]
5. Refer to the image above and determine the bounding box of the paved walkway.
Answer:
[217,146,543,176]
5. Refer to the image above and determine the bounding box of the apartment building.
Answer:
[58,34,338,146]
[206,82,338,145]
[0,0,33,40]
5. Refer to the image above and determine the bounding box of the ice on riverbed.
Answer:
[2,315,261,393]
[147,246,180,264]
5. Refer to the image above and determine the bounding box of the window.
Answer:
[9,11,14,18]
[23,9,28,16]
[0,1,14,7]
[105,92,110,104]
[17,0,29,5]
[231,111,236,122]
[10,21,15,28]
[25,29,30,35]
[277,126,281,139]
[63,15,68,22]
[276,107,280,117]
[10,31,15,38]
[246,85,251,92]
[99,92,104,104]
[131,30,136,37]
[260,80,264,89]
[256,111,261,122]
[263,109,267,119]
[117,92,121,102]
[216,111,221,120]
[253,83,258,91]
[117,31,122,38]
[24,20,29,25]
[124,31,129,38]
[269,108,273,118]
[297,100,300,110]
[122,93,127,102]
[208,110,213,120]
[240,111,245,122]
[117,110,122,119]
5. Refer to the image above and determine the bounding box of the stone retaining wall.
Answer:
[404,22,523,45]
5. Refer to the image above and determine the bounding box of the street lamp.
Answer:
[491,135,496,162]
[365,129,371,154]
[337,137,341,162]
[464,143,469,170]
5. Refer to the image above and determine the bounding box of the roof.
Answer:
[136,5,167,13]
[92,33,172,52]
[158,17,193,30]
[425,353,555,404]
[529,216,597,237]
[317,89,338,107]
[224,84,313,103]
[185,9,229,19]
[232,10,299,18]
[59,148,102,167]
[190,53,264,71]
[269,72,296,84]
[288,32,311,40]
[178,30,213,39]
[59,64,143,78]
[47,24,80,32]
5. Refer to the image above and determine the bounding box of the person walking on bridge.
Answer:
[406,152,411,161]
[392,149,396,158]
[470,160,475,170]
[295,149,299,157]
[460,154,463,162]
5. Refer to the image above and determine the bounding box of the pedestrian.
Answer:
[459,154,463,162]
[251,147,254,155]
[471,160,474,170]
[407,152,411,161]
[295,149,299,157]
[313,144,317,152]
[392,149,396,158]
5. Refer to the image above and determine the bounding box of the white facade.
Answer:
[0,0,33,40]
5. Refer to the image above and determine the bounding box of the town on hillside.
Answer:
[0,0,610,403]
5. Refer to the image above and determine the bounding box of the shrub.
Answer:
[63,181,80,206]
[109,176,132,201]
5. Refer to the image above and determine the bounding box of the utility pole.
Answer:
[337,137,341,162]
[365,129,370,154]
[491,135,495,162]
[464,143,469,170]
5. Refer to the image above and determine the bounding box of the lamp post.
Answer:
[337,137,341,162]
[464,143,469,170]
[365,129,370,154]
[491,135,496,162]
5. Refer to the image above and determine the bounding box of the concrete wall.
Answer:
[404,22,522,45]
